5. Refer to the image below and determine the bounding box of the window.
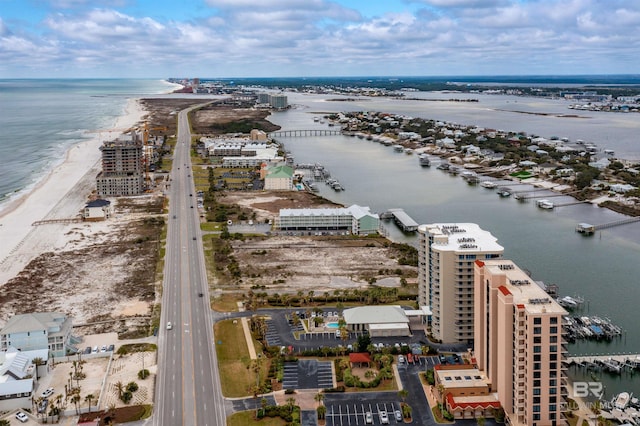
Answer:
[534,362,541,370]
[533,405,540,413]
[550,317,558,324]
[549,362,557,370]
[534,396,540,403]
[534,317,542,325]
[534,354,541,361]
[534,336,542,344]
[550,326,558,334]
[534,346,541,353]
[534,380,541,387]
[549,396,557,403]
[550,336,557,343]
[534,327,542,334]
[550,345,557,352]
[533,387,541,395]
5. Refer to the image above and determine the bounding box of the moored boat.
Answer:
[480,180,497,189]
[419,154,431,167]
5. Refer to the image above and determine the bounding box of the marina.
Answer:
[564,315,623,342]
[380,208,419,233]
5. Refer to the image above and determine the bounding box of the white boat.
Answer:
[497,188,511,197]
[419,154,431,167]
[536,199,554,209]
[614,392,631,410]
[480,181,497,189]
[557,296,578,308]
[393,144,404,152]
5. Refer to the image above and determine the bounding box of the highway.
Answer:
[155,105,226,426]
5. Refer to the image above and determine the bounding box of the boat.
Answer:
[436,163,450,171]
[614,392,631,409]
[536,199,554,209]
[497,188,511,197]
[404,148,413,155]
[480,181,497,189]
[393,144,404,152]
[419,154,431,167]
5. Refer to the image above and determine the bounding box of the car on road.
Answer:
[380,410,389,424]
[395,409,403,421]
[193,236,196,240]
[16,411,28,423]
[398,355,405,364]
[365,411,373,424]
[173,215,176,219]
[166,322,172,330]
[41,387,54,398]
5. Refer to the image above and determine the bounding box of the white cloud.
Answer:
[1,0,640,76]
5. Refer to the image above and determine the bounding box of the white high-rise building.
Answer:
[417,223,503,344]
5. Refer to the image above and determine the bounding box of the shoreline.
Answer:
[0,98,147,285]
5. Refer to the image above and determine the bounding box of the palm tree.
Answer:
[314,391,325,407]
[71,393,81,415]
[85,393,95,413]
[286,397,297,413]
[114,381,125,400]
[398,389,409,403]
[31,357,43,381]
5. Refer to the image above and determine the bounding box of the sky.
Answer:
[0,0,639,78]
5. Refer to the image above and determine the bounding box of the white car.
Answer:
[166,321,172,330]
[16,411,28,423]
[380,410,389,424]
[365,411,373,424]
[40,387,54,398]
[398,355,405,364]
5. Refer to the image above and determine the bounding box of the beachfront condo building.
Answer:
[474,259,567,426]
[417,223,503,344]
[96,137,144,197]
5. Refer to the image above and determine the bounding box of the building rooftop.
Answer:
[0,312,68,335]
[280,204,378,219]
[435,365,490,389]
[479,259,567,315]
[343,306,409,325]
[418,223,504,253]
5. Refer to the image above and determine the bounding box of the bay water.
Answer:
[268,94,640,400]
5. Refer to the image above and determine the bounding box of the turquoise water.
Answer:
[326,322,339,329]
[0,79,176,207]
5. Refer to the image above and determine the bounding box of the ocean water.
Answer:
[0,79,177,208]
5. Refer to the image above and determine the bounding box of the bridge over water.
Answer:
[269,129,343,137]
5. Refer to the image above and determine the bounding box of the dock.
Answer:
[576,217,640,235]
[380,209,419,232]
[567,354,640,373]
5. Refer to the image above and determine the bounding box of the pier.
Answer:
[32,217,82,226]
[567,354,640,373]
[576,217,640,235]
[380,208,418,232]
[270,129,343,137]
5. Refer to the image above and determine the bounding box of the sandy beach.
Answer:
[0,98,147,286]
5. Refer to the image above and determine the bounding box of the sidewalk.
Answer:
[238,302,258,360]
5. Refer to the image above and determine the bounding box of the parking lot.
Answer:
[282,359,334,390]
[325,399,404,426]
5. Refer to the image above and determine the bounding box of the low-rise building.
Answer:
[342,306,410,337]
[0,347,48,411]
[264,165,294,190]
[275,204,379,235]
[0,312,76,357]
[83,199,112,221]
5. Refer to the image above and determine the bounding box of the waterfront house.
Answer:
[83,199,112,221]
[0,347,48,411]
[264,165,294,190]
[0,312,77,358]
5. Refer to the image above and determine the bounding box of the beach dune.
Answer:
[0,98,146,285]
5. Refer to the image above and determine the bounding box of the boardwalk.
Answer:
[576,217,640,235]
[270,129,342,137]
[380,208,418,232]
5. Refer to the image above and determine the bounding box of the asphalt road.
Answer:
[154,105,226,426]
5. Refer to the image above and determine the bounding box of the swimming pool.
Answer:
[326,322,339,328]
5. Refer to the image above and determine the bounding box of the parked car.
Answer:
[100,345,107,352]
[398,355,405,364]
[365,411,373,424]
[395,409,403,421]
[16,411,28,422]
[38,399,48,413]
[92,346,98,354]
[40,387,54,398]
[380,410,389,424]
[107,344,115,352]
[83,346,91,354]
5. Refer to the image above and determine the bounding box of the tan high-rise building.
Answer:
[96,136,144,197]
[474,259,567,426]
[417,223,503,344]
